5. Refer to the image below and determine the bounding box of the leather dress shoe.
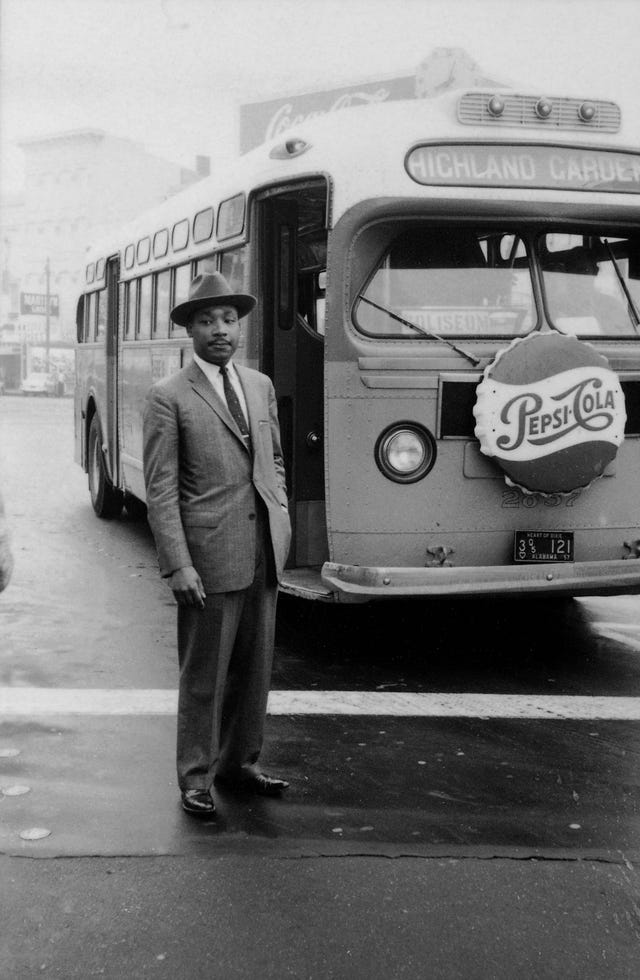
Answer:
[215,770,289,797]
[181,788,216,817]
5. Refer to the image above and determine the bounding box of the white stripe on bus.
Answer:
[0,689,639,719]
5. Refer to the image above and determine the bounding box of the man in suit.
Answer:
[143,273,291,817]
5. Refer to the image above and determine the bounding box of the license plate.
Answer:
[514,530,574,563]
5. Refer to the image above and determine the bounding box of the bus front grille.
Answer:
[439,379,640,438]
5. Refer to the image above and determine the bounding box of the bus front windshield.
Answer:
[354,224,640,339]
[355,226,536,339]
[538,233,640,337]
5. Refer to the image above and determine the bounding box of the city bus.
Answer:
[75,88,640,602]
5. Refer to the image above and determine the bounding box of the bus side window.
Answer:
[125,279,138,339]
[220,246,252,356]
[95,288,107,341]
[76,295,85,344]
[154,270,171,339]
[138,275,152,340]
[195,256,216,276]
[171,263,192,338]
[87,292,97,343]
[220,247,248,293]
[118,282,125,339]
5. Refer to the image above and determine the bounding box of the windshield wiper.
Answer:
[357,295,481,367]
[603,239,640,334]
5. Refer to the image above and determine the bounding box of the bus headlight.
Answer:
[375,423,436,483]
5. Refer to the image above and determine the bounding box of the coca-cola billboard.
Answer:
[239,50,507,154]
[239,76,414,154]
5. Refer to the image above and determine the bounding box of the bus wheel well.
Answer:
[87,410,122,519]
[84,399,97,471]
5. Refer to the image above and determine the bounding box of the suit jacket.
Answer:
[143,360,291,593]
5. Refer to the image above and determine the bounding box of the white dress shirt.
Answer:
[193,353,249,428]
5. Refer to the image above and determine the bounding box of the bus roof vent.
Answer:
[458,92,621,133]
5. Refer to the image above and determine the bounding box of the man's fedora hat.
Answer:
[170,273,257,326]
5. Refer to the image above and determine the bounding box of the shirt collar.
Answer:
[193,352,237,378]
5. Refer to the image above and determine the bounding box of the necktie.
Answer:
[219,365,251,447]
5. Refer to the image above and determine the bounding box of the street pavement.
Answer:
[1,396,639,979]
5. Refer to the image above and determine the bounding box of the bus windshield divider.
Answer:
[602,239,640,334]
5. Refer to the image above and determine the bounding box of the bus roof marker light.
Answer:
[487,95,505,117]
[269,138,311,160]
[578,101,596,122]
[535,97,553,119]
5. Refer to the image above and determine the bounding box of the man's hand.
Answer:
[168,566,206,608]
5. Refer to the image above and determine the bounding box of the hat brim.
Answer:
[171,292,256,327]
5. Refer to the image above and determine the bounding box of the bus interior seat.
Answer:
[541,246,598,277]
[564,247,599,276]
[390,229,487,270]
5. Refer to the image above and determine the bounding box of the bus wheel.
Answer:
[88,415,123,519]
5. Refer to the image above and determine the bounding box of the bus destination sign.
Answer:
[406,144,640,194]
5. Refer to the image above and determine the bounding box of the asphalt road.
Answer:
[0,394,639,979]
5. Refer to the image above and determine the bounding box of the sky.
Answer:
[1,0,640,194]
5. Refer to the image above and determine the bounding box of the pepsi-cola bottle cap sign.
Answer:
[473,332,626,495]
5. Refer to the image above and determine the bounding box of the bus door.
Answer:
[104,255,120,486]
[257,186,328,568]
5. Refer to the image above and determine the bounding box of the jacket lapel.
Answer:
[186,360,248,451]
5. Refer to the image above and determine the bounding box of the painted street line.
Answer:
[269,691,640,718]
[0,688,639,719]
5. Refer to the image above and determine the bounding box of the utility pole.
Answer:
[45,256,50,371]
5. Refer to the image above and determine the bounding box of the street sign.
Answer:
[20,292,59,316]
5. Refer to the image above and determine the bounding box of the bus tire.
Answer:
[88,415,123,519]
[124,493,147,521]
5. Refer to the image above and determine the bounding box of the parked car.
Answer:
[19,372,58,396]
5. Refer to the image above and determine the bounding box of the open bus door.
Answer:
[257,188,329,591]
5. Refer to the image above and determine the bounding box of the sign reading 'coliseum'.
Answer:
[473,333,626,494]
[406,144,640,193]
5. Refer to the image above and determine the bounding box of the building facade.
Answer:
[0,129,201,389]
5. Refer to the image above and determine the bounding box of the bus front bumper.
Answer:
[320,559,640,602]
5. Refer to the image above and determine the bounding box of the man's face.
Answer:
[187,304,240,365]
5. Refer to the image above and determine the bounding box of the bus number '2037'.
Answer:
[501,489,581,509]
